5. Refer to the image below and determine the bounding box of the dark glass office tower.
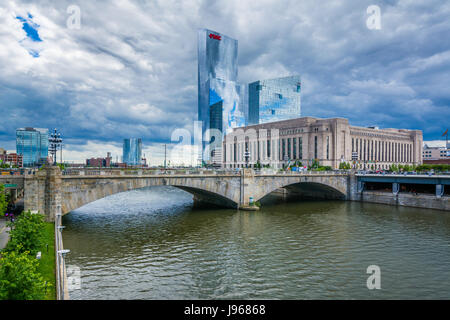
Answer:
[248,75,301,125]
[198,29,246,164]
[16,127,49,167]
[123,138,142,166]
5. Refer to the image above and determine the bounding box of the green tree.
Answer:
[311,159,320,169]
[390,164,399,172]
[0,185,7,217]
[0,246,49,300]
[339,162,351,170]
[5,211,45,255]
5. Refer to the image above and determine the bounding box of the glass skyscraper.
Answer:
[16,127,49,167]
[248,75,301,125]
[198,29,247,164]
[123,138,142,166]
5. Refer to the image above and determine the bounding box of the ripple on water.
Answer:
[63,186,450,300]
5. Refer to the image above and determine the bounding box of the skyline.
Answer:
[1,0,449,164]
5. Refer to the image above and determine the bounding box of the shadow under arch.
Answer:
[174,185,238,209]
[62,184,238,216]
[258,181,346,205]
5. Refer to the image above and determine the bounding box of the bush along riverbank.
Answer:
[0,211,55,300]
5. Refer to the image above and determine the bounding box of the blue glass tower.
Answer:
[248,75,301,125]
[123,138,142,166]
[198,29,246,164]
[16,127,49,167]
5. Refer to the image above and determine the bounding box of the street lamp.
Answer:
[49,128,63,166]
[244,148,250,168]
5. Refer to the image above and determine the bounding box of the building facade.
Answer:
[0,149,23,167]
[86,152,112,167]
[422,142,449,161]
[223,117,423,170]
[123,138,142,166]
[248,75,301,125]
[198,29,246,165]
[16,127,49,167]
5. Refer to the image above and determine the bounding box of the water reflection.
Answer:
[63,186,450,299]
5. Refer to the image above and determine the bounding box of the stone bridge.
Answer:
[19,166,356,221]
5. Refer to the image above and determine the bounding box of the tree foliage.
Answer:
[416,164,450,172]
[339,162,351,170]
[5,211,45,255]
[390,164,399,172]
[0,245,48,300]
[311,159,320,169]
[0,185,7,217]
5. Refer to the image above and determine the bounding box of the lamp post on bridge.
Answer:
[49,128,63,166]
[244,148,250,168]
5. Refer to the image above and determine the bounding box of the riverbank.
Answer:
[38,222,56,300]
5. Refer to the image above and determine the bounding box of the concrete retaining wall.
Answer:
[359,191,450,211]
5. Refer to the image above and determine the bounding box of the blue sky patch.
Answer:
[16,13,42,42]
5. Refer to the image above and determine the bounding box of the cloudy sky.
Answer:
[0,0,449,164]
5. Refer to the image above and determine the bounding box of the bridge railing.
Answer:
[62,168,242,176]
[62,168,355,177]
[253,169,352,176]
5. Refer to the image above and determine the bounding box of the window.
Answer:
[293,138,297,159]
[262,141,266,160]
[287,138,291,159]
[282,139,286,159]
[326,136,329,160]
[371,140,373,161]
[314,136,318,159]
[299,137,303,159]
[359,139,362,160]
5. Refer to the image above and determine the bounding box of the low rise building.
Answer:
[0,149,23,167]
[86,153,112,167]
[223,116,423,170]
[422,141,449,161]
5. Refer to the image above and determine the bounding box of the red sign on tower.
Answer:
[209,33,221,41]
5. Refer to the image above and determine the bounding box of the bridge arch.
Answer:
[60,176,241,216]
[258,181,346,203]
[249,175,349,203]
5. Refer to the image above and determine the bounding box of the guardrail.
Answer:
[61,168,356,177]
[62,169,242,176]
[55,214,69,300]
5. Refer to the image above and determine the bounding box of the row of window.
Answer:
[227,135,328,162]
[352,138,413,163]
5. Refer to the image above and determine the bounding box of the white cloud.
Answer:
[0,0,449,154]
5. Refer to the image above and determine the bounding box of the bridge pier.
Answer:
[24,166,62,222]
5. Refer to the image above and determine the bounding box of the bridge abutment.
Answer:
[24,166,62,221]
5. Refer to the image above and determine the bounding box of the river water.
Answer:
[62,186,450,299]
